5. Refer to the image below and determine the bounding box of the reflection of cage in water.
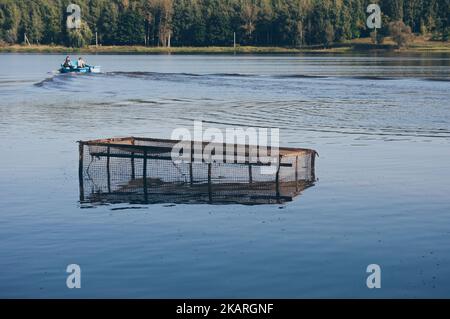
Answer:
[78,137,317,205]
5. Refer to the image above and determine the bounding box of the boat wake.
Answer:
[34,71,449,88]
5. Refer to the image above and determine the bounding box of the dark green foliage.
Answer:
[0,0,448,46]
[172,0,206,46]
[97,2,119,45]
[115,10,145,45]
[66,21,92,47]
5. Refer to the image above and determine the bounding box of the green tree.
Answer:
[205,0,233,45]
[0,0,449,47]
[0,1,21,43]
[115,9,145,45]
[172,0,205,46]
[97,2,119,45]
[67,21,93,47]
[41,2,62,44]
[240,0,259,44]
[256,0,274,45]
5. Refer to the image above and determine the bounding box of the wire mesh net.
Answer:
[79,137,316,205]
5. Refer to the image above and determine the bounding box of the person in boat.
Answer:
[63,56,72,68]
[77,57,86,68]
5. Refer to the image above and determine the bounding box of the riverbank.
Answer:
[1,37,449,54]
[0,44,350,54]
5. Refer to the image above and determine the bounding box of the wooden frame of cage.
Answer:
[78,136,316,204]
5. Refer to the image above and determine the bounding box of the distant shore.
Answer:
[1,37,449,54]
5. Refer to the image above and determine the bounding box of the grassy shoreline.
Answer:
[1,38,449,54]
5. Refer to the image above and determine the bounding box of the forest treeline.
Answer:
[0,0,449,47]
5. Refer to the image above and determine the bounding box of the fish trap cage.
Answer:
[78,137,317,205]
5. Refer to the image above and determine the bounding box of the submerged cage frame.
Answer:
[78,137,317,205]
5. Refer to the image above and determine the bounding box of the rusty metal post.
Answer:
[208,163,212,202]
[106,146,111,193]
[275,155,281,201]
[78,142,84,202]
[295,155,299,192]
[143,150,148,202]
[189,140,194,185]
[131,139,135,180]
[311,151,316,181]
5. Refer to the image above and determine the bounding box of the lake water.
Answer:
[0,53,449,298]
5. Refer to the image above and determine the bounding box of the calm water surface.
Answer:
[0,53,449,297]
